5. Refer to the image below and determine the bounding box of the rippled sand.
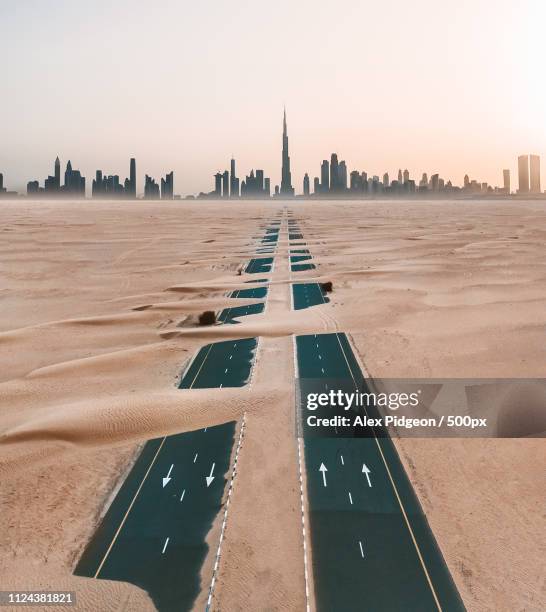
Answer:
[0,198,543,611]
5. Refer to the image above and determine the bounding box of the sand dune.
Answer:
[0,198,544,611]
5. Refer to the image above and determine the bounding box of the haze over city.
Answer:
[1,0,545,193]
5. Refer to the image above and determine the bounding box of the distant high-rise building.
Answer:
[63,160,86,197]
[303,173,310,196]
[44,156,62,194]
[221,170,229,198]
[0,173,4,193]
[54,156,60,190]
[464,174,470,189]
[320,160,329,193]
[214,172,222,197]
[129,158,137,198]
[431,173,439,192]
[518,155,529,194]
[383,172,389,188]
[503,169,510,194]
[230,158,239,198]
[280,108,294,196]
[530,154,541,194]
[264,177,271,197]
[403,169,409,184]
[398,169,403,184]
[339,161,347,191]
[313,176,320,194]
[161,171,174,199]
[27,180,39,194]
[361,171,368,193]
[256,169,264,193]
[349,170,362,191]
[330,154,339,192]
[144,175,160,199]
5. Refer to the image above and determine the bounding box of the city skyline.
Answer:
[1,109,544,199]
[1,1,545,195]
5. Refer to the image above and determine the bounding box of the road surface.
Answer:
[290,218,465,612]
[75,224,277,612]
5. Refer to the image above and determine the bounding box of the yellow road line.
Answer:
[333,331,442,612]
[94,342,215,577]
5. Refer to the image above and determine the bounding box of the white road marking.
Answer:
[162,464,174,488]
[193,453,198,463]
[340,455,344,466]
[180,489,186,502]
[349,491,353,505]
[224,368,228,374]
[162,537,169,554]
[359,540,365,558]
[362,463,372,487]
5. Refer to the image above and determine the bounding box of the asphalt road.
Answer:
[75,227,276,612]
[291,223,465,612]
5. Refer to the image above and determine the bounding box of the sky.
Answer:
[1,0,545,195]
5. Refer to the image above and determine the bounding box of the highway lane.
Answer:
[245,256,274,274]
[75,226,277,612]
[290,226,465,611]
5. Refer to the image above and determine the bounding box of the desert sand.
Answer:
[0,198,544,611]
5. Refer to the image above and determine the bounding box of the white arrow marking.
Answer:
[162,537,169,554]
[180,489,186,502]
[206,462,216,487]
[162,464,174,488]
[359,540,364,558]
[319,463,328,487]
[362,463,372,487]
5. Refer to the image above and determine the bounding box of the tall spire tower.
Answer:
[280,107,294,196]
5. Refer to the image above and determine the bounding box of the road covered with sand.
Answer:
[0,198,544,611]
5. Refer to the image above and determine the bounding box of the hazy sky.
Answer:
[1,0,545,195]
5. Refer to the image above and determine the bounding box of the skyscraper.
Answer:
[214,172,222,197]
[221,170,229,198]
[320,160,329,193]
[303,173,310,196]
[518,155,529,194]
[161,171,174,199]
[0,173,4,193]
[330,154,339,192]
[503,169,510,194]
[45,156,61,194]
[129,158,137,198]
[63,160,85,196]
[280,108,294,196]
[54,156,60,190]
[339,161,347,191]
[230,158,239,198]
[530,154,541,194]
